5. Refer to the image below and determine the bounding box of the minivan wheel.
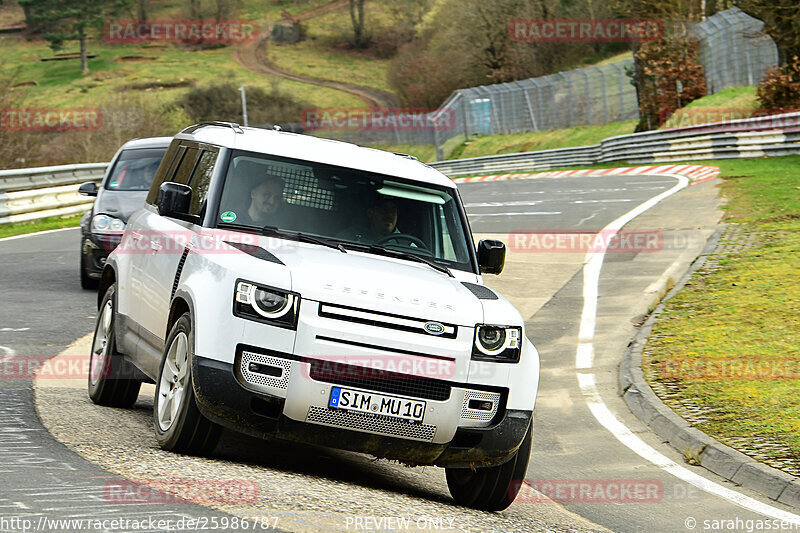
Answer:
[88,285,141,406]
[445,421,533,511]
[154,312,221,455]
[80,253,99,290]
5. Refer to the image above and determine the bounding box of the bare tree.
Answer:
[136,0,148,21]
[349,0,368,48]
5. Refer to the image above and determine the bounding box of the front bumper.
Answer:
[82,232,123,279]
[192,355,532,468]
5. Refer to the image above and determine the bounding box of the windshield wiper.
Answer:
[216,222,261,234]
[261,225,347,253]
[340,242,453,277]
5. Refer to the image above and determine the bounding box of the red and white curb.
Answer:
[453,164,720,185]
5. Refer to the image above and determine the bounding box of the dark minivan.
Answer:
[79,137,171,289]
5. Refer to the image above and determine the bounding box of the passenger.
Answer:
[237,178,287,227]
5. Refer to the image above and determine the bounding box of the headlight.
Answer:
[234,280,299,328]
[472,325,521,363]
[91,214,125,234]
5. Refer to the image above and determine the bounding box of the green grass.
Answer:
[452,120,637,160]
[266,3,393,95]
[662,87,760,129]
[641,155,800,468]
[1,29,363,111]
[365,143,436,162]
[0,214,82,239]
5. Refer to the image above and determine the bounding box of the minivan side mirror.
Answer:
[477,239,506,275]
[78,182,98,197]
[156,182,199,224]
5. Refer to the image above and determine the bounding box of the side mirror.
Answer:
[156,182,198,223]
[477,239,505,275]
[78,182,98,197]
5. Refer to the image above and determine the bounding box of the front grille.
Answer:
[306,358,451,401]
[306,406,437,441]
[318,303,458,339]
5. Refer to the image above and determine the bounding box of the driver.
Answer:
[338,194,401,243]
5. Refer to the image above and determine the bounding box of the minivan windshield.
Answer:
[216,150,475,273]
[105,148,167,191]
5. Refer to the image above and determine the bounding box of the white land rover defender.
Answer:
[88,122,540,511]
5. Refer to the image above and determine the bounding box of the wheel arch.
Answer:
[168,292,195,334]
[97,265,116,309]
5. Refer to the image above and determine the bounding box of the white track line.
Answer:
[0,227,79,243]
[575,173,800,523]
[0,345,17,364]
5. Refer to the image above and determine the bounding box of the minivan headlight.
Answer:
[234,280,299,328]
[472,325,521,363]
[91,214,125,234]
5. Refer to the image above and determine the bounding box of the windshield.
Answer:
[216,150,474,273]
[104,148,167,191]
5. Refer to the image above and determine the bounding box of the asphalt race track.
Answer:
[2,173,799,532]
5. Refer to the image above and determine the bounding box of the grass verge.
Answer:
[0,214,83,239]
[641,155,800,473]
[452,121,638,160]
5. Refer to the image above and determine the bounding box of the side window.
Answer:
[171,147,201,186]
[146,143,182,205]
[188,150,217,216]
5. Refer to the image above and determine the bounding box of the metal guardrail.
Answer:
[0,163,107,225]
[430,111,800,177]
[4,110,800,223]
[429,145,601,177]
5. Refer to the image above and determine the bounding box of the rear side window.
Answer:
[189,151,217,216]
[146,145,200,205]
[171,147,201,186]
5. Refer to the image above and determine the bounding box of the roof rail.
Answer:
[393,152,419,161]
[181,121,244,134]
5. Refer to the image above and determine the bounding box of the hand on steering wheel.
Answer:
[374,233,430,252]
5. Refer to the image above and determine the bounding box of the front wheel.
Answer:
[154,312,221,456]
[445,420,533,511]
[88,285,141,406]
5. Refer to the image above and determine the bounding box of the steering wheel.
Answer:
[375,233,430,252]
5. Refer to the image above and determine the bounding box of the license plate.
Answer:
[329,387,426,423]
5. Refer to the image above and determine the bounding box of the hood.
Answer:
[264,239,486,327]
[93,189,149,222]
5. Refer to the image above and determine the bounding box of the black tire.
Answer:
[445,420,533,511]
[154,312,221,456]
[88,285,141,407]
[80,252,99,290]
